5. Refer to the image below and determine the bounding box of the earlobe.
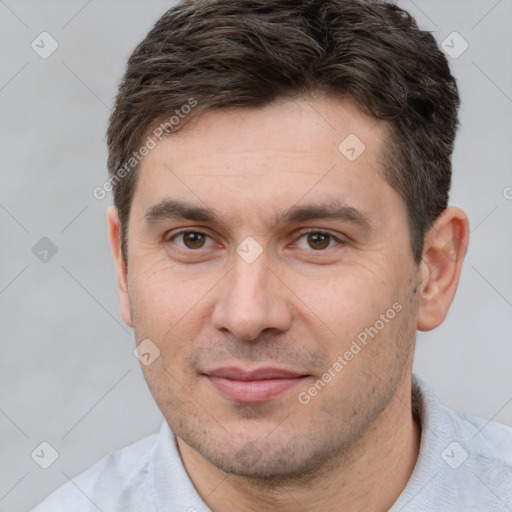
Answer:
[107,206,133,327]
[417,207,469,332]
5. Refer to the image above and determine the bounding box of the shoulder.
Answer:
[446,405,512,487]
[31,432,158,512]
[414,375,512,466]
[405,375,512,510]
[450,406,512,462]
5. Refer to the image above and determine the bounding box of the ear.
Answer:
[417,207,469,331]
[107,206,133,327]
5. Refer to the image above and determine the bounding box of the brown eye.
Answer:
[294,230,342,251]
[170,231,212,250]
[307,232,331,250]
[183,232,206,249]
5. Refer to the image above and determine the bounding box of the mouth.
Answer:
[202,367,310,403]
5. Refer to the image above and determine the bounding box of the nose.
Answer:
[211,247,293,341]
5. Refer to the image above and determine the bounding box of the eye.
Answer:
[294,230,343,251]
[167,229,344,253]
[169,230,215,250]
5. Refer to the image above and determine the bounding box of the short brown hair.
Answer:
[106,0,460,264]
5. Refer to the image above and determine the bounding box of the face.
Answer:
[116,95,421,478]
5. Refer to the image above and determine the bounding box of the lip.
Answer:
[204,367,309,403]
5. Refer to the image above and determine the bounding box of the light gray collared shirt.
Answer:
[32,375,512,511]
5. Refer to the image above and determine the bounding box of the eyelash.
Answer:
[167,228,345,252]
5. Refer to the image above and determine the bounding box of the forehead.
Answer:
[162,95,387,162]
[132,95,396,227]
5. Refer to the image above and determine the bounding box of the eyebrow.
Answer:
[144,199,375,231]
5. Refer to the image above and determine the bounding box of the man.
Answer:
[33,0,512,510]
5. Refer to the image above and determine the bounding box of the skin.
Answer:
[108,94,469,512]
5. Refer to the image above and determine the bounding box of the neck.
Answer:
[177,374,421,512]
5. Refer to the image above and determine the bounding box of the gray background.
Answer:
[0,1,511,510]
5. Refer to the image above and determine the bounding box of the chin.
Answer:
[187,431,339,482]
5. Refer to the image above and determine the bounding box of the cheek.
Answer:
[295,266,399,333]
[129,258,204,328]
[128,262,221,376]
[293,267,413,391]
